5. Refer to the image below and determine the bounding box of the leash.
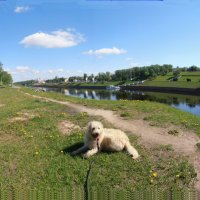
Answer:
[85,137,100,200]
[96,138,100,152]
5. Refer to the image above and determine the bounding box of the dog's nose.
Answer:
[93,133,99,138]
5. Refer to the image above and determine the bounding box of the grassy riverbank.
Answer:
[0,87,199,194]
[141,72,200,88]
[22,87,200,136]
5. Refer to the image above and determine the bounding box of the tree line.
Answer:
[46,76,66,84]
[0,62,12,85]
[69,65,200,83]
[69,64,173,83]
[15,64,200,85]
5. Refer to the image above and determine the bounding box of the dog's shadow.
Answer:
[62,142,88,156]
[62,142,121,157]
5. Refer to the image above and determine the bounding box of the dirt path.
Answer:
[24,92,200,190]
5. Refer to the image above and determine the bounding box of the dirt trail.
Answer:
[24,92,200,190]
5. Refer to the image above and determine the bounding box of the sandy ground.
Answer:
[23,92,200,190]
[58,121,80,135]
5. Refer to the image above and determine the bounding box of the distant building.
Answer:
[74,79,78,83]
[36,79,45,84]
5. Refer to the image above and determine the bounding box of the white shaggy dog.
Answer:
[71,121,139,159]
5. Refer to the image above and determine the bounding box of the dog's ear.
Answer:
[99,121,104,129]
[87,121,92,133]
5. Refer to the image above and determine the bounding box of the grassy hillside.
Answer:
[0,87,199,195]
[142,72,200,88]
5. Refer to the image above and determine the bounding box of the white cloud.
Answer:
[15,66,42,75]
[20,29,85,48]
[11,66,68,82]
[32,70,40,75]
[14,6,30,13]
[48,68,64,74]
[16,66,31,73]
[84,47,127,56]
[4,68,17,75]
[57,68,64,72]
[14,66,65,76]
[11,66,98,82]
[48,70,54,74]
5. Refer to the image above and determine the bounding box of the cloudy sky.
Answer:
[1,0,200,82]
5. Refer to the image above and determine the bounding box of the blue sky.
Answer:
[1,0,200,82]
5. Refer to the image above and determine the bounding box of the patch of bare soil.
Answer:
[23,92,200,191]
[0,134,21,144]
[3,159,18,177]
[58,121,81,135]
[10,111,38,122]
[8,159,18,176]
[0,104,5,107]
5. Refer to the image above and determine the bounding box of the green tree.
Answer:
[83,73,88,82]
[173,70,180,77]
[88,74,95,82]
[187,65,198,71]
[2,71,13,85]
[105,72,111,81]
[0,62,12,85]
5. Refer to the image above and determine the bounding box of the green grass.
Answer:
[141,81,200,88]
[151,75,173,81]
[179,76,200,82]
[142,72,200,88]
[22,87,200,136]
[0,88,198,192]
[181,72,200,76]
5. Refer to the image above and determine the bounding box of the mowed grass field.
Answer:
[141,72,200,88]
[0,87,199,194]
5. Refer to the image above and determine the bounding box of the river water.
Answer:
[42,87,200,117]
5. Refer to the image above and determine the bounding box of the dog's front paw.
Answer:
[83,153,90,159]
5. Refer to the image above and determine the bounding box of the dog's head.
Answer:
[87,121,103,139]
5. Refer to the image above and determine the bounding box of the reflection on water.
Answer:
[44,87,200,117]
[62,88,118,100]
